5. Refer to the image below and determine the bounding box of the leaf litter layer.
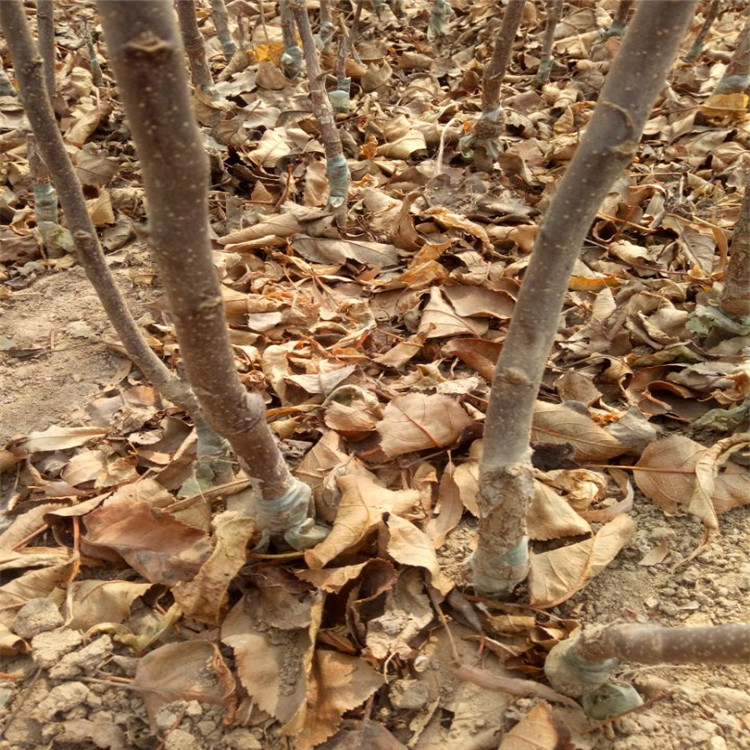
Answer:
[0,0,749,748]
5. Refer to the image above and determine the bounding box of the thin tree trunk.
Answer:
[720,188,750,316]
[0,0,204,424]
[279,0,302,78]
[317,0,335,54]
[482,0,525,112]
[36,0,56,101]
[534,0,563,86]
[290,0,350,219]
[84,21,104,88]
[684,0,721,63]
[471,0,699,597]
[467,0,525,172]
[95,0,325,549]
[209,0,237,60]
[175,0,215,92]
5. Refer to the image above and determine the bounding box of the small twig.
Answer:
[82,675,137,689]
[585,464,697,475]
[453,662,581,709]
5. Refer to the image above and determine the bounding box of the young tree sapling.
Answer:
[316,0,335,54]
[460,0,525,172]
[471,0,699,597]
[175,0,216,94]
[684,0,722,63]
[209,0,237,60]
[95,0,327,550]
[601,0,635,40]
[35,0,55,101]
[280,0,303,79]
[534,0,563,87]
[290,0,350,220]
[710,7,750,95]
[720,188,750,317]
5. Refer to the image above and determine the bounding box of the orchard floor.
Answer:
[1,250,749,750]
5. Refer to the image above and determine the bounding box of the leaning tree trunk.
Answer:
[0,0,204,424]
[96,0,326,550]
[290,0,350,220]
[471,0,699,596]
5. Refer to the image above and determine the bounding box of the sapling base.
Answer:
[460,0,524,172]
[545,622,750,717]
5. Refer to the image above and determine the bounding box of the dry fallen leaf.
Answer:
[294,650,385,749]
[498,701,562,750]
[82,502,212,586]
[133,641,236,729]
[64,579,153,631]
[424,459,465,548]
[528,514,636,608]
[385,514,453,595]
[172,512,260,624]
[376,392,473,458]
[304,474,421,568]
[532,401,628,461]
[20,425,109,453]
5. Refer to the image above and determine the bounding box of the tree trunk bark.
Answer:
[35,0,56,101]
[713,8,750,94]
[720,188,750,316]
[471,0,698,596]
[545,622,750,698]
[482,0,525,112]
[534,0,563,86]
[209,0,237,60]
